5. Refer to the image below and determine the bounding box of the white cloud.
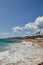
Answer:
[35,29,40,33]
[12,16,43,35]
[26,32,30,34]
[24,16,43,34]
[0,32,11,38]
[0,32,10,35]
[12,26,23,33]
[34,16,43,34]
[40,29,43,34]
[24,22,35,29]
[35,16,43,29]
[25,32,31,36]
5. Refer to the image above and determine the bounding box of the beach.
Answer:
[0,40,43,65]
[33,41,43,46]
[23,39,43,46]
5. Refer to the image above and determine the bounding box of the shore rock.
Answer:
[38,62,43,65]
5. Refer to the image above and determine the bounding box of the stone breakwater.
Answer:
[0,42,43,65]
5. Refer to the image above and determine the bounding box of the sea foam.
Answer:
[0,41,43,65]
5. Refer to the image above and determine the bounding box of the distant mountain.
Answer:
[0,35,43,40]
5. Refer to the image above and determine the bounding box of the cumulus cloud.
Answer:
[34,16,43,34]
[40,29,43,34]
[12,16,43,35]
[12,26,23,33]
[24,22,35,29]
[35,16,43,29]
[24,16,43,34]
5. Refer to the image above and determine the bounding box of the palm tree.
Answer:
[38,31,40,38]
[38,31,40,35]
[36,32,38,38]
[36,31,40,38]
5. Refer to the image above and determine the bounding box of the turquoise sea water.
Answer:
[0,39,21,52]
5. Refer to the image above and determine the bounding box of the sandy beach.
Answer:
[33,41,43,46]
[23,39,43,46]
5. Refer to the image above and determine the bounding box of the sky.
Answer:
[0,0,43,38]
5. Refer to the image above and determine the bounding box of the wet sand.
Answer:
[33,41,43,46]
[23,39,43,46]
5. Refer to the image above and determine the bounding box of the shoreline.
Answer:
[22,39,43,46]
[0,39,43,65]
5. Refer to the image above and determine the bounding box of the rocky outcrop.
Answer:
[38,62,43,65]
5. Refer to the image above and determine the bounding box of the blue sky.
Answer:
[0,0,43,38]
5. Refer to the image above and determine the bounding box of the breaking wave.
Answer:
[0,41,43,65]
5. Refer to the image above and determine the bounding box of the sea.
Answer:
[0,39,43,65]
